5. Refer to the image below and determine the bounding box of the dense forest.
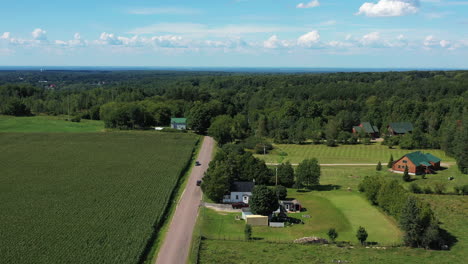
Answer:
[0,70,467,173]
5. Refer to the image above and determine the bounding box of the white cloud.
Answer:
[423,35,438,47]
[55,33,87,48]
[439,39,450,48]
[1,32,10,40]
[297,30,320,47]
[263,35,292,49]
[357,0,419,17]
[32,28,47,41]
[296,0,320,8]
[360,32,381,46]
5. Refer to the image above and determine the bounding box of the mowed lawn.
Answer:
[0,132,198,264]
[255,143,454,164]
[0,115,104,132]
[201,190,401,245]
[199,195,468,264]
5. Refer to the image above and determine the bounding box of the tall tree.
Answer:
[201,162,231,203]
[387,155,394,168]
[277,162,295,187]
[250,185,279,216]
[295,158,321,188]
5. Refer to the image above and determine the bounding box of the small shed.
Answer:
[246,215,269,226]
[279,200,302,212]
[241,208,253,220]
[170,118,187,130]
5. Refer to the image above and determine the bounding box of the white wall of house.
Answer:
[223,192,251,204]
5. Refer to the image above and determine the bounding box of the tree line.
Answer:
[0,70,466,173]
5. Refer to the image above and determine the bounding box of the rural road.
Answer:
[155,136,214,264]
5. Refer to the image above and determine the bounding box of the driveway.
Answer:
[155,136,214,264]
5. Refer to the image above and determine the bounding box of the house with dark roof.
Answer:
[170,118,187,130]
[222,181,255,204]
[392,151,441,175]
[387,122,414,135]
[352,122,380,138]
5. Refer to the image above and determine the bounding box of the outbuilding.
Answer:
[170,118,187,130]
[352,122,379,138]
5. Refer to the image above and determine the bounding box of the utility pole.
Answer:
[275,166,278,186]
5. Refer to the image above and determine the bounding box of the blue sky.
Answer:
[1,0,467,68]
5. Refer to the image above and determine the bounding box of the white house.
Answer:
[223,181,254,204]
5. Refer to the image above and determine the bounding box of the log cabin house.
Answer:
[392,151,441,175]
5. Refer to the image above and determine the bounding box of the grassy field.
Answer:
[0,132,198,264]
[255,143,454,164]
[200,190,401,245]
[199,195,468,264]
[0,115,104,132]
[318,165,467,191]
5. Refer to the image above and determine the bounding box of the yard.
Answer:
[198,195,468,264]
[199,190,402,245]
[255,143,454,164]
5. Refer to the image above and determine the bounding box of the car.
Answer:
[195,161,201,166]
[196,180,202,186]
[231,202,249,209]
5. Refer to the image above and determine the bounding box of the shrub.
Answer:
[409,183,422,194]
[462,185,468,195]
[402,167,411,182]
[328,228,338,243]
[423,186,433,194]
[244,224,252,241]
[434,183,446,195]
[70,116,81,123]
[454,186,462,195]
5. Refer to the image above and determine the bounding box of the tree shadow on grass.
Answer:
[296,184,341,192]
[439,227,458,250]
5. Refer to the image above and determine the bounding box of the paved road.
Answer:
[155,136,214,264]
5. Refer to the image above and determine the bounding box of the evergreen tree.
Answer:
[327,228,338,243]
[387,155,394,168]
[376,161,382,171]
[356,226,368,245]
[403,166,411,182]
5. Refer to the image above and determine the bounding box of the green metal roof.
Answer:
[425,153,442,163]
[354,122,378,133]
[171,118,187,123]
[405,151,441,167]
[388,122,414,134]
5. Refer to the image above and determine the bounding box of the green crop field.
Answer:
[255,143,454,164]
[198,195,468,264]
[0,132,198,264]
[0,115,104,132]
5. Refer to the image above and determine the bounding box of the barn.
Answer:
[392,151,441,175]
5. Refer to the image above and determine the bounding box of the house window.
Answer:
[398,165,401,168]
[236,195,239,200]
[403,160,407,163]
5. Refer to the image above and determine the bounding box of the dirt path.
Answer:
[155,136,214,264]
[265,163,389,166]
